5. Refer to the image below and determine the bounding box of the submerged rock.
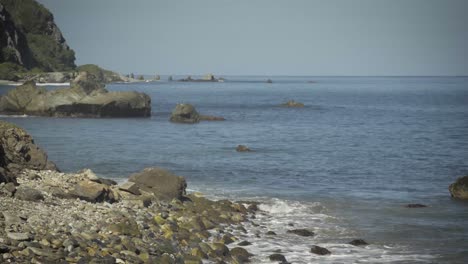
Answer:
[405,203,427,208]
[199,115,225,121]
[0,72,151,117]
[236,145,251,152]
[280,100,304,108]
[310,245,331,255]
[449,175,468,200]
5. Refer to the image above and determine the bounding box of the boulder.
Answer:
[169,104,200,124]
[449,175,468,200]
[230,247,252,262]
[310,245,331,255]
[119,181,141,195]
[269,253,287,262]
[0,121,57,184]
[0,72,151,117]
[71,180,115,203]
[280,100,304,108]
[14,186,44,201]
[128,167,187,201]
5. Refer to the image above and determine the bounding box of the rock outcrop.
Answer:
[236,145,251,152]
[0,72,151,117]
[170,104,225,124]
[0,121,57,184]
[169,103,201,123]
[449,175,468,200]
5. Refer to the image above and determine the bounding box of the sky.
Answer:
[37,0,468,76]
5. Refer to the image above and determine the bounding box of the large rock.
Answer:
[0,121,57,184]
[128,167,187,200]
[169,104,200,124]
[0,72,151,117]
[71,180,115,203]
[449,175,468,200]
[281,100,304,108]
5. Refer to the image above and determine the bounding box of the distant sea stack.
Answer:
[177,74,223,82]
[0,72,151,117]
[0,0,76,80]
[449,175,468,200]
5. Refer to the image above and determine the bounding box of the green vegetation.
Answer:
[138,75,144,80]
[0,0,76,71]
[0,62,25,81]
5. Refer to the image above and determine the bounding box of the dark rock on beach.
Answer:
[0,72,151,117]
[449,175,468,200]
[310,245,331,255]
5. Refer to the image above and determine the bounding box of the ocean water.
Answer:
[1,76,468,263]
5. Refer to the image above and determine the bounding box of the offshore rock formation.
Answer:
[449,175,468,200]
[280,100,305,108]
[0,0,75,71]
[169,103,225,124]
[0,121,57,184]
[0,72,151,117]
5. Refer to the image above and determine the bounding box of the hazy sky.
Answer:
[37,0,468,76]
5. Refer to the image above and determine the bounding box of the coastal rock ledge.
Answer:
[0,72,151,117]
[449,175,468,200]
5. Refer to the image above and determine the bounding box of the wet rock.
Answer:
[280,100,304,108]
[266,231,277,236]
[405,204,427,208]
[449,175,468,200]
[238,241,252,246]
[14,186,44,201]
[128,167,187,201]
[349,239,368,246]
[230,247,252,262]
[118,182,141,195]
[269,253,287,262]
[169,103,200,124]
[209,243,230,257]
[310,245,331,255]
[287,228,314,237]
[236,145,251,152]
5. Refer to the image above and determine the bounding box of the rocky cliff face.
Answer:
[0,0,75,71]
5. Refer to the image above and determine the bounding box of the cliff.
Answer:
[0,0,75,77]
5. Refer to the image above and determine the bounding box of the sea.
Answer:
[1,76,467,263]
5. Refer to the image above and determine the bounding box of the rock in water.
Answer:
[280,100,304,108]
[286,228,315,237]
[236,145,251,152]
[310,245,331,255]
[349,239,368,246]
[405,203,427,208]
[0,121,57,184]
[128,167,187,200]
[0,72,151,117]
[169,104,200,123]
[269,253,287,262]
[449,175,468,200]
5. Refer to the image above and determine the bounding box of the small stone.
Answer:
[7,232,32,241]
[236,145,251,152]
[266,231,277,236]
[349,239,368,246]
[310,245,331,255]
